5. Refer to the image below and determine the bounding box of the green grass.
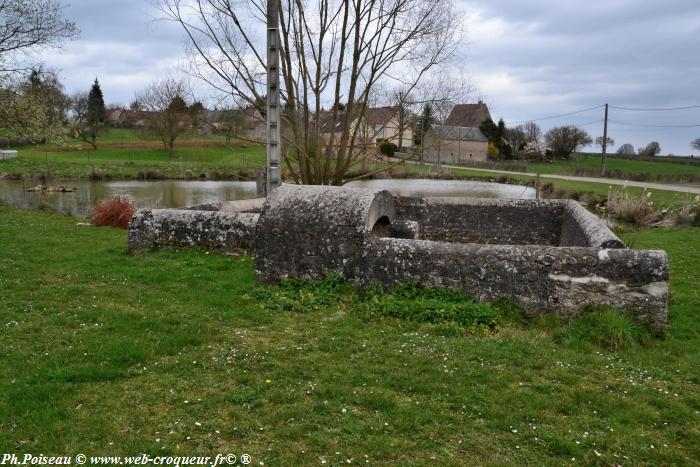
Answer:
[0,129,265,179]
[1,205,699,463]
[388,161,696,207]
[527,154,700,178]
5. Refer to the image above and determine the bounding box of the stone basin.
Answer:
[128,185,668,333]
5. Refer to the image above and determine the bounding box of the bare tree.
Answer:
[616,143,635,155]
[522,121,542,143]
[638,141,661,156]
[506,125,527,157]
[595,135,615,152]
[0,0,78,74]
[217,107,247,143]
[544,125,592,159]
[154,0,462,184]
[692,137,700,151]
[135,78,194,156]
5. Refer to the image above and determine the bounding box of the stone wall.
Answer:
[394,197,625,248]
[128,209,258,253]
[423,139,488,163]
[367,238,668,333]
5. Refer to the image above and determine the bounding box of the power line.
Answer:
[506,104,605,125]
[608,119,700,128]
[609,104,700,111]
[577,119,604,127]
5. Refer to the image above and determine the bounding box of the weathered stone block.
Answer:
[128,209,258,253]
[254,185,395,282]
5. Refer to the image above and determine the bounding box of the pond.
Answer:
[0,179,535,218]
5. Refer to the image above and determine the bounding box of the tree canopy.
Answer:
[544,125,592,159]
[155,0,462,184]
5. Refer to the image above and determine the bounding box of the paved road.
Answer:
[413,162,700,195]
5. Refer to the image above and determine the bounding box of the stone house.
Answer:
[241,106,267,142]
[422,125,489,164]
[105,108,128,127]
[363,106,413,150]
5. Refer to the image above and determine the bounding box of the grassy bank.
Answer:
[382,162,696,208]
[440,153,700,183]
[0,205,698,464]
[0,129,265,180]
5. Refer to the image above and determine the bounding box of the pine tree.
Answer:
[415,104,434,146]
[71,78,107,149]
[87,78,106,129]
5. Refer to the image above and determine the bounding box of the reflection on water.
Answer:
[0,180,258,218]
[0,178,535,218]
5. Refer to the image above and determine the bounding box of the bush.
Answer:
[605,190,656,224]
[556,307,649,351]
[487,143,499,160]
[91,195,136,229]
[378,140,398,157]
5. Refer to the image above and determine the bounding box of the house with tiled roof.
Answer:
[445,101,491,128]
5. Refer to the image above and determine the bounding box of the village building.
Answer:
[421,102,492,164]
[422,125,489,163]
[364,106,413,151]
[445,101,491,127]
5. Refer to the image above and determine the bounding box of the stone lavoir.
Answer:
[128,185,669,333]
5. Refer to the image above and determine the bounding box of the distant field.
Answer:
[527,154,700,178]
[383,162,697,207]
[0,129,265,179]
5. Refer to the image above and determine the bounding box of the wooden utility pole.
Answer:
[600,103,609,176]
[266,0,282,193]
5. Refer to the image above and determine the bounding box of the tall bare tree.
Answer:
[135,78,194,156]
[154,0,462,184]
[521,121,542,143]
[595,135,615,152]
[0,0,78,75]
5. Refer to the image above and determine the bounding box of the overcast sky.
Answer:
[39,0,700,155]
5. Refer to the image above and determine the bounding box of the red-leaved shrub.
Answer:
[91,195,136,229]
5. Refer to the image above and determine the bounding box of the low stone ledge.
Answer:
[128,209,258,254]
[561,201,624,248]
[367,238,668,333]
[394,197,566,245]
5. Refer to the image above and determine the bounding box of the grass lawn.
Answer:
[1,205,698,464]
[526,154,700,178]
[0,129,265,180]
[387,162,697,208]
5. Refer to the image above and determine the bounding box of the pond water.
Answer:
[0,179,535,218]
